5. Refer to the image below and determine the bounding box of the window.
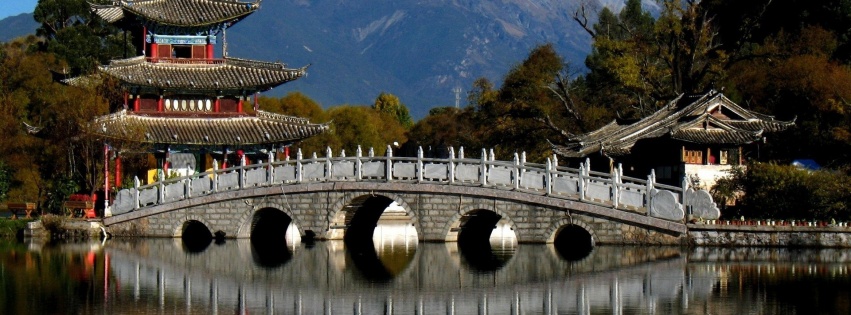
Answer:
[683,149,703,164]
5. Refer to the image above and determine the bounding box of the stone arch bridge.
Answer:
[104,147,720,245]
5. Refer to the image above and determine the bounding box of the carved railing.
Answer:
[111,147,720,222]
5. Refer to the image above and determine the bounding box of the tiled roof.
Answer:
[553,90,795,158]
[91,0,260,28]
[89,110,329,145]
[99,56,307,91]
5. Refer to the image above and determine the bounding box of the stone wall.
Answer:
[689,225,851,247]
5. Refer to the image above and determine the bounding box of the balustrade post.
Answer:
[612,164,620,208]
[369,147,375,157]
[157,172,165,205]
[386,145,393,182]
[417,146,424,182]
[646,170,655,216]
[185,177,191,199]
[579,163,586,201]
[520,151,527,188]
[212,159,219,192]
[480,148,488,186]
[513,152,520,190]
[356,146,363,180]
[296,149,304,183]
[239,156,246,190]
[545,158,553,195]
[325,147,333,181]
[458,146,465,159]
[448,147,456,184]
[552,154,559,169]
[267,150,274,185]
[133,176,140,210]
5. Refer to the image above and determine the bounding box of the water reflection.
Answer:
[4,238,851,314]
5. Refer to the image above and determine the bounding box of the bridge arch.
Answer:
[235,202,304,240]
[546,218,596,261]
[326,192,420,241]
[176,217,214,253]
[443,203,520,242]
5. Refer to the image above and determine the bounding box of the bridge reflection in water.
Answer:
[101,231,718,315]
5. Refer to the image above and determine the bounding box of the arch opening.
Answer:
[554,224,594,261]
[249,208,298,268]
[456,209,516,272]
[181,220,212,253]
[339,195,418,282]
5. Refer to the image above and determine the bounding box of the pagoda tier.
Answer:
[553,90,795,158]
[91,0,260,32]
[100,56,307,92]
[91,110,329,146]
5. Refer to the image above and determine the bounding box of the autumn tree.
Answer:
[373,92,414,129]
[577,0,728,118]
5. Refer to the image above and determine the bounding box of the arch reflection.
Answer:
[342,201,418,283]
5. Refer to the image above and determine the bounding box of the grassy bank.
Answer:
[0,218,33,238]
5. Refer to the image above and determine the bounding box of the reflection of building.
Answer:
[74,0,328,185]
[553,91,794,188]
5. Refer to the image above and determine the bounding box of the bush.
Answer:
[717,162,851,220]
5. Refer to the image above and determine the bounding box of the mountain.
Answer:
[0,1,619,119]
[227,0,596,118]
[0,13,38,43]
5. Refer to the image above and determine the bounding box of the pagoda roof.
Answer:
[98,56,307,91]
[89,110,329,146]
[91,0,261,28]
[553,90,795,158]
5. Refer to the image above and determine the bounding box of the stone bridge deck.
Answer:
[105,147,720,242]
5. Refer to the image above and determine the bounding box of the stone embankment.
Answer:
[689,222,851,247]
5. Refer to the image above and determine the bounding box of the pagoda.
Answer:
[74,0,329,186]
[552,90,794,188]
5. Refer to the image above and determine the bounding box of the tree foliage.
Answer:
[34,0,133,75]
[373,92,414,129]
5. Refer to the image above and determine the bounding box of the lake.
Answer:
[1,230,850,314]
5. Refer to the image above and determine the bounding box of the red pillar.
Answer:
[237,98,243,113]
[157,96,164,112]
[222,147,228,168]
[142,26,147,57]
[215,98,220,112]
[114,156,122,188]
[254,92,259,112]
[123,92,129,109]
[133,96,140,112]
[103,144,109,212]
[206,43,214,59]
[151,42,158,59]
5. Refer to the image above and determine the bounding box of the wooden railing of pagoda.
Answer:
[112,146,714,222]
[146,57,224,65]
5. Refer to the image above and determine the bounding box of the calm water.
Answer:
[2,233,851,314]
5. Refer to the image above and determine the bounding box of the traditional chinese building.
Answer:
[553,90,794,188]
[74,0,329,186]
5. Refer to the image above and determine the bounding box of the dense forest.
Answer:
[2,0,851,220]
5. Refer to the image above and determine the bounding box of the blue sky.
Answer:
[0,0,38,20]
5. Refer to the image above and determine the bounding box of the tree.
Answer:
[578,0,728,118]
[373,92,413,129]
[34,0,133,75]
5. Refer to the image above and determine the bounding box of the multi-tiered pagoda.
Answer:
[76,0,328,185]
